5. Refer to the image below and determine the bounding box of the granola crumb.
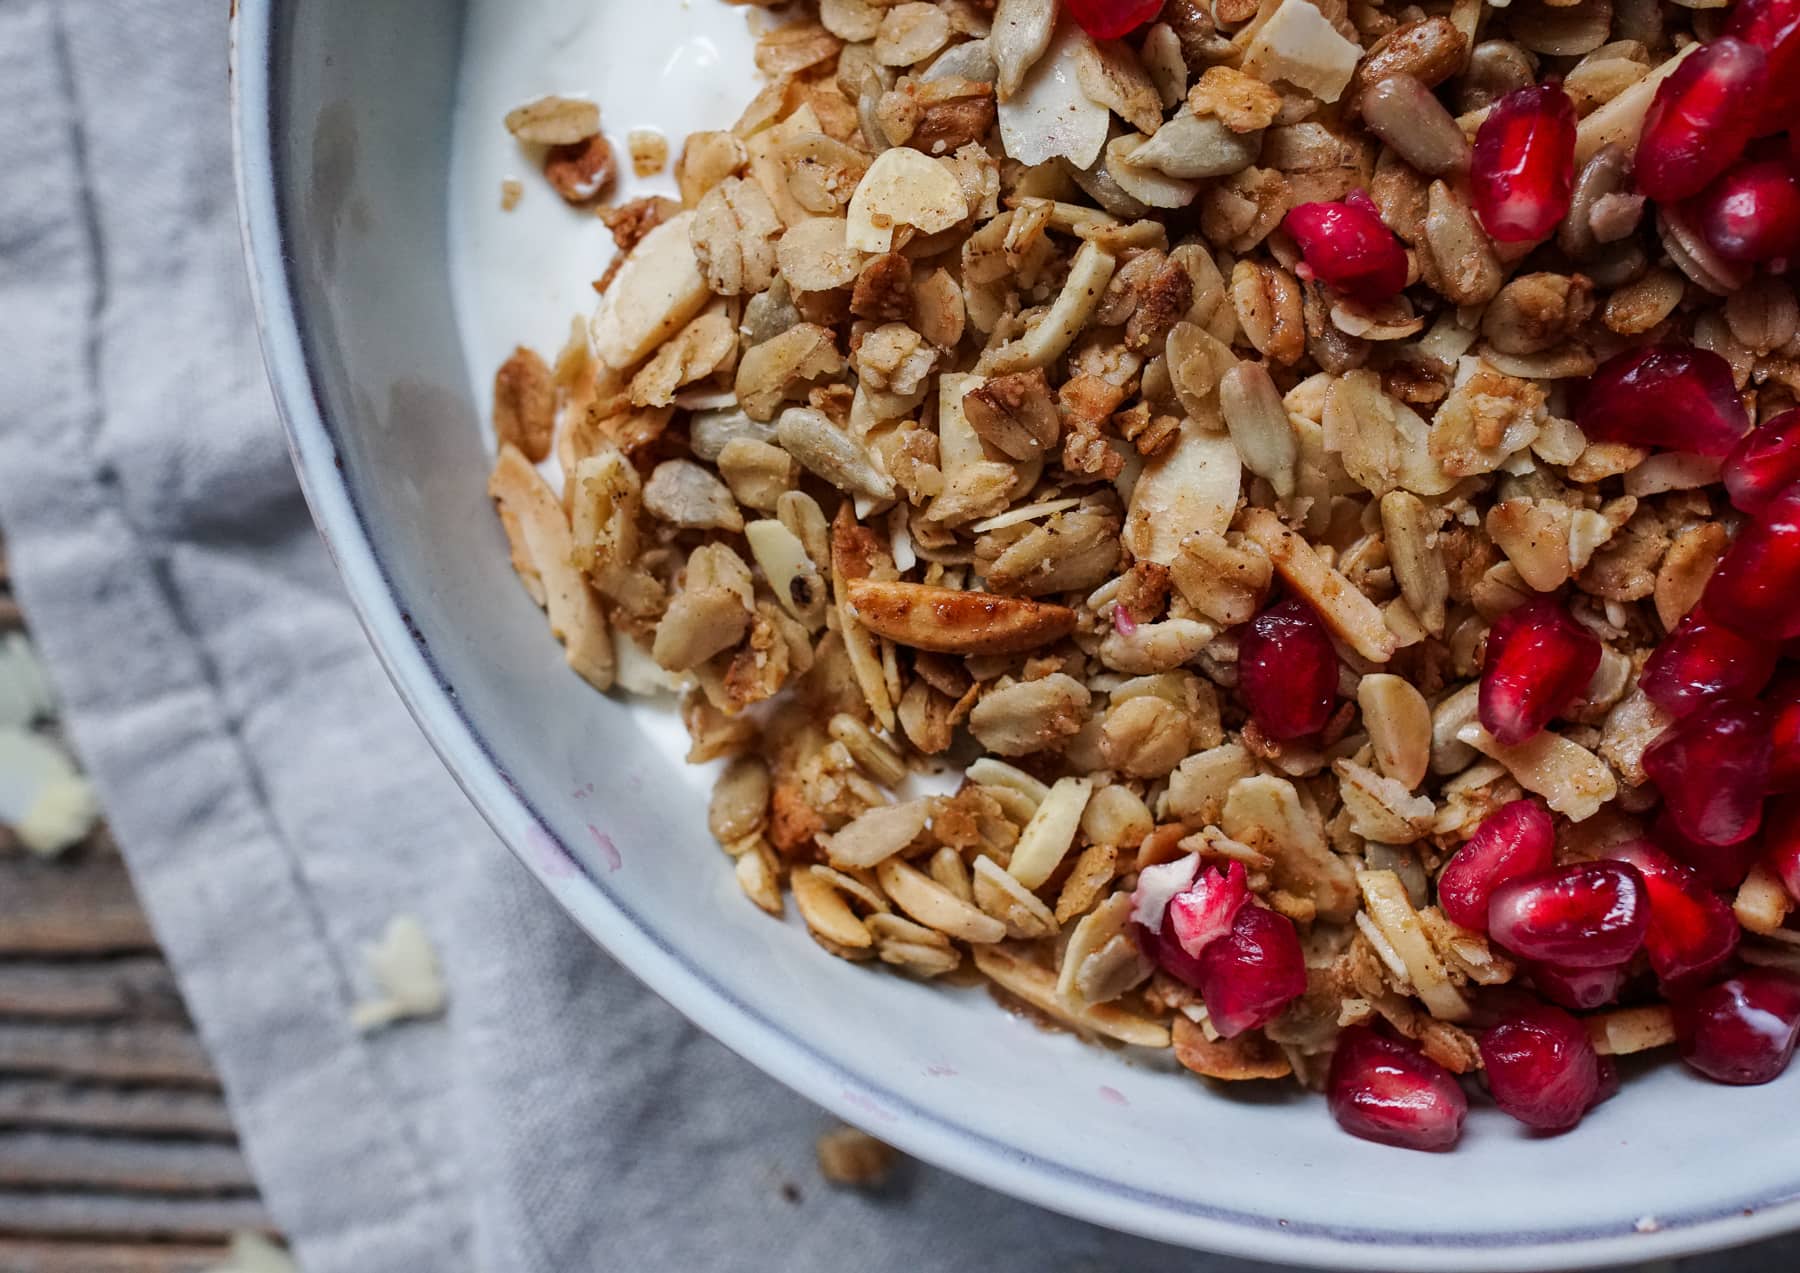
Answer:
[500,178,524,212]
[814,1125,898,1188]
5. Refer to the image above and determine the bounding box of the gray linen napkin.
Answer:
[0,2,1794,1271]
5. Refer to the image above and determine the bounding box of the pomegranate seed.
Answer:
[1673,969,1800,1084]
[1168,862,1251,959]
[1282,195,1409,306]
[1769,674,1800,792]
[1727,0,1800,136]
[1239,598,1338,740]
[1706,483,1800,639]
[1576,346,1750,456]
[1328,1026,1468,1152]
[1141,908,1209,989]
[1653,810,1764,891]
[1480,1002,1607,1132]
[1639,610,1779,717]
[1693,160,1800,265]
[1478,599,1601,746]
[1063,0,1163,38]
[1193,903,1309,1037]
[1488,861,1650,968]
[1644,701,1773,846]
[1531,960,1629,1011]
[1763,795,1800,900]
[1471,85,1577,242]
[1603,840,1739,990]
[1437,799,1556,933]
[1636,38,1769,202]
[1724,408,1800,515]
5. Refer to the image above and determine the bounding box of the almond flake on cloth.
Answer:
[350,914,448,1031]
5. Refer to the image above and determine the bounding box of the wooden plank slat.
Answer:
[0,1024,218,1087]
[0,1192,272,1241]
[0,1240,232,1273]
[0,959,186,1022]
[0,1132,255,1193]
[0,857,155,955]
[0,1081,235,1138]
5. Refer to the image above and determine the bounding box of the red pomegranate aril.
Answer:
[1728,0,1800,136]
[1480,1002,1607,1132]
[1770,675,1800,793]
[1282,195,1409,305]
[1764,795,1800,900]
[1063,0,1163,38]
[1724,409,1800,515]
[1168,862,1251,959]
[1531,960,1629,1011]
[1328,1026,1468,1152]
[1193,903,1309,1038]
[1643,700,1773,846]
[1653,811,1764,891]
[1603,840,1739,989]
[1576,346,1750,456]
[1437,799,1556,932]
[1674,969,1800,1084]
[1636,38,1769,202]
[1239,598,1338,740]
[1471,85,1577,241]
[1638,610,1779,717]
[1488,861,1650,968]
[1478,598,1602,746]
[1694,161,1800,265]
[1706,483,1800,640]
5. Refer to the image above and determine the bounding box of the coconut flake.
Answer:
[1130,851,1201,930]
[997,20,1110,168]
[1240,0,1363,105]
[350,915,448,1030]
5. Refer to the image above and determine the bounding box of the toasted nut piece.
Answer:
[1009,776,1094,890]
[825,800,931,870]
[845,579,1076,655]
[1575,43,1697,163]
[590,212,711,369]
[1359,674,1432,789]
[1380,492,1448,636]
[1587,1005,1676,1057]
[972,855,1059,939]
[1457,724,1618,821]
[816,1125,897,1187]
[1125,422,1242,568]
[991,240,1118,371]
[846,147,967,252]
[793,869,875,954]
[1361,76,1469,175]
[1351,18,1468,109]
[735,842,784,916]
[962,369,1061,460]
[1241,0,1362,103]
[1242,508,1397,663]
[973,943,1170,1047]
[506,95,601,145]
[1735,865,1794,937]
[493,346,555,462]
[1358,870,1469,1021]
[1424,181,1502,307]
[1222,774,1358,923]
[969,674,1091,756]
[1173,1015,1293,1080]
[710,757,771,844]
[489,446,614,690]
[877,857,1007,943]
[1220,363,1299,497]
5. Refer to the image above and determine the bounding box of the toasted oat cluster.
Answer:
[491,0,1800,1149]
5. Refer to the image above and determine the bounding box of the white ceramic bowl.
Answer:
[232,3,1800,1266]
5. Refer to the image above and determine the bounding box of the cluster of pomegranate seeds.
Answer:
[1727,0,1800,136]
[1470,85,1576,242]
[1769,677,1800,791]
[1062,0,1162,39]
[1281,193,1408,306]
[1724,410,1800,516]
[1328,1027,1468,1151]
[1190,904,1308,1038]
[1674,971,1800,1084]
[1576,346,1750,456]
[1704,485,1800,640]
[1238,598,1338,740]
[1437,800,1555,933]
[1636,38,1768,202]
[1638,610,1779,718]
[1478,599,1601,745]
[1488,862,1650,968]
[1479,1003,1609,1132]
[1653,812,1763,891]
[1643,701,1773,846]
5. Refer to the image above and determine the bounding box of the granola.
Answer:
[489,0,1800,1150]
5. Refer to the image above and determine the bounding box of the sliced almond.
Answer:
[824,800,932,869]
[1125,420,1242,567]
[876,857,1007,943]
[846,147,968,252]
[1008,776,1094,889]
[972,943,1170,1047]
[792,868,875,953]
[1457,724,1619,821]
[845,579,1076,655]
[972,854,1059,939]
[1242,508,1397,663]
[1358,869,1469,1021]
[1221,774,1358,922]
[590,212,710,370]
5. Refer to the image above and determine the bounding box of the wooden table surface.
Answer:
[0,550,279,1272]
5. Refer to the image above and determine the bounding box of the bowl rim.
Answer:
[230,6,1800,1267]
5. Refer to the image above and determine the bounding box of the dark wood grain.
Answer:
[0,959,187,1021]
[0,856,156,955]
[0,1081,235,1138]
[0,1191,272,1240]
[0,1132,255,1193]
[0,1023,219,1087]
[0,1240,232,1273]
